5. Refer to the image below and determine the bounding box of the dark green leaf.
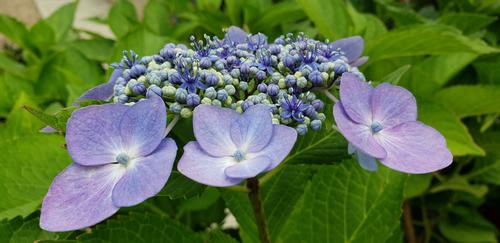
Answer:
[157,172,207,199]
[437,12,497,35]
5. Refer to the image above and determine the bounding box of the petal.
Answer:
[329,36,364,62]
[40,163,125,232]
[339,72,373,125]
[376,121,453,174]
[177,141,242,187]
[193,105,239,157]
[247,124,297,170]
[224,26,248,44]
[333,102,386,158]
[66,104,128,166]
[371,83,417,129]
[350,56,369,67]
[230,105,273,152]
[355,149,378,172]
[225,156,272,179]
[112,138,177,207]
[40,125,57,133]
[77,69,122,102]
[119,95,166,157]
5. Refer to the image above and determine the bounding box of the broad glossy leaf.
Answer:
[297,0,352,39]
[157,172,207,199]
[435,85,500,118]
[108,0,139,38]
[437,12,497,34]
[469,131,500,185]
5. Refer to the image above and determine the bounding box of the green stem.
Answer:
[247,178,271,243]
[321,89,338,103]
[164,115,180,137]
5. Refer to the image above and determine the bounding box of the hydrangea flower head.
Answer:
[177,104,297,186]
[40,95,177,231]
[333,73,453,173]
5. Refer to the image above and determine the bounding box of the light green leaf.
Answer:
[0,134,69,220]
[143,0,172,36]
[417,101,484,156]
[400,53,478,96]
[78,213,203,242]
[0,15,32,49]
[70,39,115,62]
[297,0,352,39]
[439,218,497,243]
[378,64,411,85]
[429,176,488,198]
[437,12,497,34]
[207,230,239,243]
[278,162,407,243]
[2,93,42,138]
[405,173,433,199]
[469,131,500,185]
[108,0,139,38]
[435,85,500,118]
[252,1,305,32]
[365,24,497,63]
[474,61,500,85]
[0,74,34,116]
[112,28,170,60]
[45,1,78,42]
[0,53,28,78]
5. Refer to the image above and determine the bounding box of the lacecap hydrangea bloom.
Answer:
[40,95,177,231]
[333,73,453,173]
[39,26,453,232]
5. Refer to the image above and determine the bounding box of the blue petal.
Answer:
[355,149,378,172]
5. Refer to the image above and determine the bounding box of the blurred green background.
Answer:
[1,0,499,242]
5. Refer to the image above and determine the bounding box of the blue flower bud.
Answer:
[304,106,318,119]
[225,85,236,95]
[217,89,228,101]
[226,56,239,67]
[212,99,222,107]
[250,67,259,76]
[285,75,296,87]
[146,84,163,98]
[153,55,164,64]
[186,93,200,107]
[201,97,211,105]
[147,72,162,86]
[269,44,281,55]
[199,57,212,69]
[116,94,128,104]
[257,83,267,93]
[306,92,316,102]
[240,62,251,75]
[311,120,322,131]
[223,74,233,84]
[175,88,188,103]
[162,85,176,98]
[204,87,217,99]
[180,108,192,118]
[169,71,182,84]
[296,124,308,135]
[130,64,146,78]
[160,47,176,61]
[239,81,248,90]
[267,84,279,96]
[312,99,324,111]
[308,70,323,86]
[122,69,131,81]
[241,100,254,111]
[170,102,182,114]
[256,70,266,81]
[297,77,307,88]
[116,77,126,86]
[300,65,313,77]
[140,56,153,64]
[205,72,219,86]
[131,82,146,95]
[283,55,296,69]
[317,113,326,121]
[215,60,226,70]
[271,72,282,82]
[333,60,348,75]
[230,69,240,78]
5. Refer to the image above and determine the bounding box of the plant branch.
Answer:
[403,200,417,243]
[247,177,271,243]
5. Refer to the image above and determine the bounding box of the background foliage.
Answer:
[1,0,499,242]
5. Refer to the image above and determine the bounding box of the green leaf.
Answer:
[78,213,203,242]
[0,74,34,117]
[8,217,57,243]
[23,105,76,133]
[474,61,500,85]
[70,39,114,62]
[435,85,500,118]
[0,134,69,220]
[112,28,170,60]
[0,53,28,78]
[157,172,207,199]
[400,53,478,96]
[45,1,78,42]
[252,1,305,32]
[469,131,500,185]
[404,173,433,199]
[278,162,407,243]
[437,12,497,35]
[143,0,172,36]
[29,20,56,50]
[365,24,497,63]
[429,176,488,198]
[417,101,484,156]
[439,215,497,243]
[0,15,31,49]
[3,93,42,138]
[378,64,411,85]
[207,230,239,243]
[297,0,352,39]
[108,0,139,38]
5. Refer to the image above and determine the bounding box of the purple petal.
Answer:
[40,125,57,133]
[371,83,417,129]
[224,26,248,44]
[355,148,378,172]
[225,156,272,179]
[247,124,297,171]
[351,56,369,67]
[77,69,122,102]
[112,138,177,207]
[66,104,128,166]
[333,102,386,158]
[193,105,239,157]
[40,163,124,232]
[119,95,166,157]
[376,121,453,174]
[177,141,242,187]
[329,36,364,62]
[339,73,373,125]
[230,105,273,153]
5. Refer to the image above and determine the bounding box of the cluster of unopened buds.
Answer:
[39,27,453,232]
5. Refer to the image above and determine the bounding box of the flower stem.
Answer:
[164,115,180,137]
[321,89,338,103]
[247,177,271,243]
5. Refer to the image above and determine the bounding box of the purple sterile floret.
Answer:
[177,105,297,187]
[333,73,453,174]
[40,95,177,232]
[77,68,122,103]
[328,36,368,67]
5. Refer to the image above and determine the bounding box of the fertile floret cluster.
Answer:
[109,27,367,135]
